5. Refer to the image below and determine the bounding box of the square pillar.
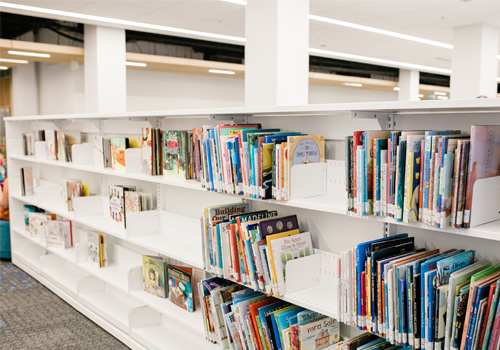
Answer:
[398,69,420,101]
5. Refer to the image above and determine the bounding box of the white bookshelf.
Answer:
[6,99,500,349]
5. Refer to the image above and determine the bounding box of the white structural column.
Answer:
[398,69,420,101]
[12,62,39,116]
[245,0,309,106]
[451,24,499,99]
[84,25,126,113]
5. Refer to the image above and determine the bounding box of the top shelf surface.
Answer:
[6,98,500,122]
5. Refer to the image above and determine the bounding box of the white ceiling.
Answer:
[3,0,500,72]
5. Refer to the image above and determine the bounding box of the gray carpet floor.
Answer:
[0,261,130,350]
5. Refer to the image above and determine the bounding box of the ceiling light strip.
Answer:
[125,62,147,67]
[309,15,453,49]
[0,58,29,64]
[220,0,247,5]
[8,50,50,58]
[0,66,8,70]
[209,69,235,75]
[0,2,246,44]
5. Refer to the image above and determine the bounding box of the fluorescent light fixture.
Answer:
[0,2,246,43]
[220,0,247,5]
[0,58,28,64]
[498,55,500,59]
[209,69,235,75]
[497,77,500,83]
[309,15,453,49]
[434,91,447,96]
[418,94,424,98]
[8,50,50,58]
[125,62,147,67]
[344,82,362,87]
[308,48,453,75]
[437,96,448,100]
[393,87,400,91]
[0,66,8,70]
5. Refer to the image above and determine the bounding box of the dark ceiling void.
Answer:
[0,12,459,88]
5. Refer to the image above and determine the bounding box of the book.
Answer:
[56,131,67,162]
[142,255,167,298]
[299,317,340,350]
[45,130,57,160]
[141,128,154,175]
[109,185,126,227]
[93,136,105,168]
[110,137,128,172]
[45,220,72,248]
[168,265,194,312]
[23,205,38,230]
[20,166,34,196]
[270,231,313,296]
[87,230,107,268]
[163,130,188,180]
[29,212,52,238]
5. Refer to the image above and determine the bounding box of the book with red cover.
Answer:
[249,298,278,350]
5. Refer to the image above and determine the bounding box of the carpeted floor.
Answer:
[0,261,130,350]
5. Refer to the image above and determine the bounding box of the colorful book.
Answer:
[299,317,340,350]
[110,137,127,172]
[168,265,194,312]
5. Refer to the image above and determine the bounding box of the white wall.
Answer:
[17,63,399,116]
[12,62,39,116]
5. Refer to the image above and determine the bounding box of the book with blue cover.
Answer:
[374,138,388,216]
[436,250,475,287]
[426,270,438,350]
[395,140,407,222]
[275,306,305,347]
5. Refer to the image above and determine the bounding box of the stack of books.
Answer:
[198,278,340,350]
[201,203,313,296]
[44,130,81,162]
[345,126,500,228]
[337,234,500,350]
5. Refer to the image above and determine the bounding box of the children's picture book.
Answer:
[125,191,141,216]
[93,136,104,168]
[20,166,34,196]
[110,137,127,172]
[299,317,340,350]
[270,231,313,296]
[45,130,57,160]
[23,205,39,230]
[142,255,167,298]
[45,220,72,248]
[141,128,153,176]
[29,212,52,238]
[163,130,188,180]
[168,265,194,312]
[56,131,67,162]
[109,185,125,227]
[87,230,100,267]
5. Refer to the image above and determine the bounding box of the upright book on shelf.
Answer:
[142,255,168,298]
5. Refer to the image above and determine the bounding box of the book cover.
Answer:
[45,130,57,160]
[464,125,500,228]
[93,136,105,168]
[364,131,391,215]
[141,128,153,176]
[168,265,194,312]
[163,130,188,180]
[142,255,167,298]
[299,317,340,350]
[29,212,51,237]
[125,191,141,219]
[21,166,34,196]
[270,231,313,296]
[109,185,125,227]
[45,220,71,248]
[87,230,100,268]
[56,131,66,162]
[353,131,365,215]
[481,280,500,350]
[65,132,81,160]
[374,138,388,216]
[23,205,38,230]
[436,250,475,287]
[110,137,127,172]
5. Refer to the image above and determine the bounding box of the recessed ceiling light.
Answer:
[209,69,235,75]
[0,2,246,44]
[8,50,50,58]
[0,66,8,70]
[394,87,400,91]
[125,62,147,67]
[0,58,29,64]
[437,96,449,100]
[344,83,362,87]
[309,48,453,75]
[220,0,247,4]
[308,15,453,49]
[434,91,447,96]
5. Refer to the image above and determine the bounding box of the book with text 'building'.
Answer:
[142,255,167,298]
[270,231,313,296]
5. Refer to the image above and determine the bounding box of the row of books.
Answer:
[93,136,140,171]
[198,277,340,350]
[23,130,82,162]
[108,185,152,228]
[337,233,500,350]
[141,255,205,313]
[141,128,200,180]
[201,203,313,296]
[24,205,73,249]
[86,230,107,268]
[337,334,409,350]
[344,126,500,228]
[20,166,34,196]
[197,125,324,200]
[60,179,89,211]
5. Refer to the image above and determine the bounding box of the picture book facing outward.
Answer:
[142,255,168,298]
[299,317,340,350]
[87,230,107,268]
[168,265,195,312]
[45,220,72,248]
[110,137,128,172]
[163,130,188,180]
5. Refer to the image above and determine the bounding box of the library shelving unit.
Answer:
[6,98,500,350]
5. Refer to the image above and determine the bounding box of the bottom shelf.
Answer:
[131,324,212,350]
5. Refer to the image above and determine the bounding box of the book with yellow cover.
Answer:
[266,229,300,295]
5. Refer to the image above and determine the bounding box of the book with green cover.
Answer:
[163,130,188,180]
